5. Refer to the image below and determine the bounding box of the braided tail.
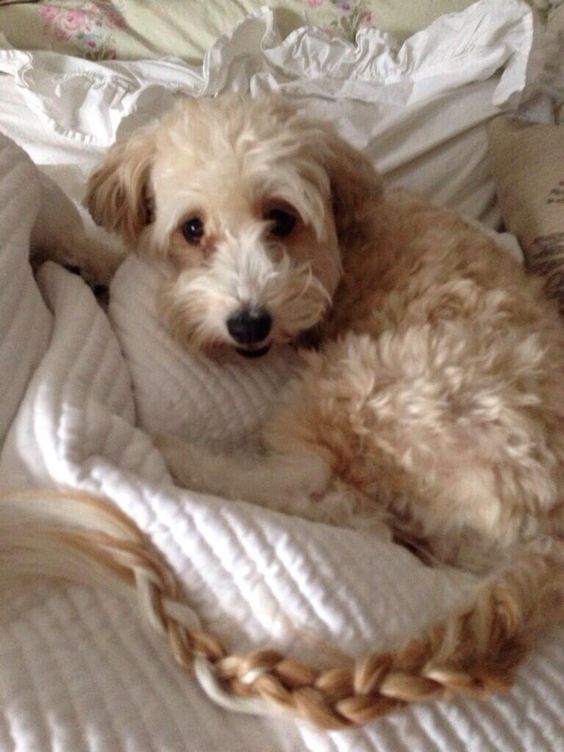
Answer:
[1,489,562,729]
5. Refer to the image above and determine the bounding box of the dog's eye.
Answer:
[265,207,297,238]
[181,216,205,245]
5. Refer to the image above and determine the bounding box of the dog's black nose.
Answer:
[227,308,272,345]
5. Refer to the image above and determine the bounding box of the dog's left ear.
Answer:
[85,126,156,247]
[322,128,384,240]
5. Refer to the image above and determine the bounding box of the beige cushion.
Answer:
[488,116,564,313]
[547,4,564,123]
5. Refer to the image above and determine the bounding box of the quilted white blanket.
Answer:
[0,2,563,750]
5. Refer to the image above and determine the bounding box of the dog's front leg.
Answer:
[155,434,334,520]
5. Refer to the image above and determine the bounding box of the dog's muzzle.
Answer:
[227,308,272,358]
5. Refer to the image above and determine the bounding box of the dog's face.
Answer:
[86,95,382,357]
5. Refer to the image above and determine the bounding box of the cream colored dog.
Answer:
[86,94,564,700]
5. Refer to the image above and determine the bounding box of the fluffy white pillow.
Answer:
[0,0,543,226]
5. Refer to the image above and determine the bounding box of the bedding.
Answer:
[547,3,564,121]
[489,116,564,314]
[0,1,549,226]
[0,0,552,63]
[0,1,563,751]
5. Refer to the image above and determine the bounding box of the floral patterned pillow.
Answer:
[489,116,564,316]
[0,0,553,62]
[304,0,377,38]
[38,1,126,59]
[36,0,385,60]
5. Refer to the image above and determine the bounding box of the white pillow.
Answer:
[0,0,543,227]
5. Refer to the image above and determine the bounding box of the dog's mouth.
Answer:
[235,343,271,359]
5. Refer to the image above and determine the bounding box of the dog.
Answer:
[85,94,564,704]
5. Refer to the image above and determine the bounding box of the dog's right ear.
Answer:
[85,128,155,247]
[322,127,384,243]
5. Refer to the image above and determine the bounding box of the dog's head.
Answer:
[86,94,383,357]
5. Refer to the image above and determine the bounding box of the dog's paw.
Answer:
[71,233,126,287]
[311,484,393,538]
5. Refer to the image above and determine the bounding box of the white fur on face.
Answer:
[160,224,332,352]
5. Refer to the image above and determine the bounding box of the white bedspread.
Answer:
[0,2,563,750]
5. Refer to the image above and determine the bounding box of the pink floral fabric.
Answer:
[34,0,378,62]
[39,1,126,60]
[304,0,377,38]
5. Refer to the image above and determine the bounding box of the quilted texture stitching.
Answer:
[0,4,563,749]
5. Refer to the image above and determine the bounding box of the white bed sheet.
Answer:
[0,2,563,751]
